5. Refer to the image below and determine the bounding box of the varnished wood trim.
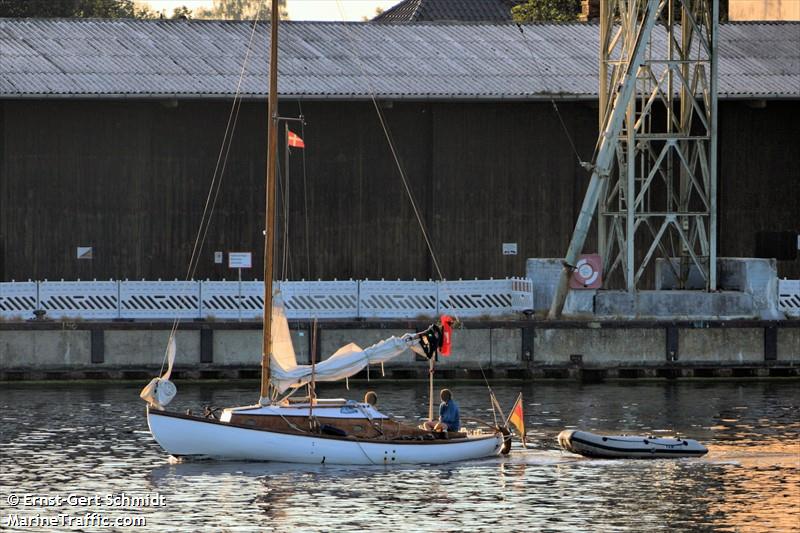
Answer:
[148,408,497,446]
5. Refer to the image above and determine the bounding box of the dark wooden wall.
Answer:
[0,98,797,282]
[718,100,800,279]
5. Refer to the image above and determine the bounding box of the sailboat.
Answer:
[141,3,508,465]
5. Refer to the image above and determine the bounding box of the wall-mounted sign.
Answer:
[228,252,252,269]
[502,243,518,256]
[76,246,93,260]
[214,251,223,264]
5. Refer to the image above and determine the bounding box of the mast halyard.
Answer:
[260,0,280,404]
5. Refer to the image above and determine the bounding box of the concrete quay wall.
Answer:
[0,320,798,380]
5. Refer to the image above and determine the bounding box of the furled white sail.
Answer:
[269,291,298,374]
[268,293,416,393]
[271,335,414,393]
[139,335,177,409]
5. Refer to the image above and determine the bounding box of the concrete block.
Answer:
[490,328,521,367]
[595,290,756,319]
[657,257,736,290]
[656,258,779,318]
[594,292,635,317]
[679,328,762,363]
[533,328,664,365]
[741,259,780,318]
[0,330,90,368]
[563,290,596,317]
[655,258,709,290]
[777,328,800,362]
[526,258,563,311]
[104,330,200,367]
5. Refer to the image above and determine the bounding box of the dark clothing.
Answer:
[439,399,460,431]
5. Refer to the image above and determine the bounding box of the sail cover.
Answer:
[269,293,415,393]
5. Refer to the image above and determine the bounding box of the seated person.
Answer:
[423,388,460,432]
[364,390,378,407]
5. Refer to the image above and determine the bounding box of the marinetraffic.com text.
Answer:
[3,492,163,529]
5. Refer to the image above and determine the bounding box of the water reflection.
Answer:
[0,381,797,532]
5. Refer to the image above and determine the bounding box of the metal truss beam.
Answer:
[549,0,718,319]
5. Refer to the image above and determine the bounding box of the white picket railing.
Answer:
[359,280,437,319]
[778,279,800,318]
[6,277,796,320]
[440,279,530,318]
[39,280,118,320]
[201,281,263,320]
[120,281,201,320]
[0,278,533,321]
[0,281,38,320]
[281,280,359,319]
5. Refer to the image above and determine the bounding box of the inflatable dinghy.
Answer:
[558,429,708,459]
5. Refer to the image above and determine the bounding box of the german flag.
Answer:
[506,393,527,448]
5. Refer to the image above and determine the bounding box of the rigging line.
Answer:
[275,144,287,279]
[278,152,295,281]
[283,146,289,279]
[185,13,262,282]
[515,23,587,168]
[158,10,263,375]
[333,0,445,283]
[275,146,296,281]
[163,51,253,374]
[371,90,444,282]
[194,95,245,278]
[479,365,500,427]
[293,101,316,319]
[550,100,586,168]
[297,101,311,280]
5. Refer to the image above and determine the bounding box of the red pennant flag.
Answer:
[439,315,454,356]
[287,130,305,148]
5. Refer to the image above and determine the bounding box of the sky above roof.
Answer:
[142,0,401,21]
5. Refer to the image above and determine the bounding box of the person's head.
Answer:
[440,388,452,402]
[364,391,378,406]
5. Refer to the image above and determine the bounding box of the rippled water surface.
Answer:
[1,380,798,532]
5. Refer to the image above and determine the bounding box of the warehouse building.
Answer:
[0,18,798,283]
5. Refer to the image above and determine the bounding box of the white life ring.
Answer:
[575,258,599,286]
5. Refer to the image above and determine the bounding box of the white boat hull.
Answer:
[148,409,504,465]
[558,429,708,459]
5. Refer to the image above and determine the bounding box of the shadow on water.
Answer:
[1,380,797,532]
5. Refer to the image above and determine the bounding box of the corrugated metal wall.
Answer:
[0,99,797,282]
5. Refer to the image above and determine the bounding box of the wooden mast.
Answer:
[260,0,280,404]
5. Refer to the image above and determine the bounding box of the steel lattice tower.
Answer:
[549,0,719,318]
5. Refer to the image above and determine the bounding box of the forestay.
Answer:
[269,292,414,393]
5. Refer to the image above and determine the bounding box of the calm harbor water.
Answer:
[1,380,798,532]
